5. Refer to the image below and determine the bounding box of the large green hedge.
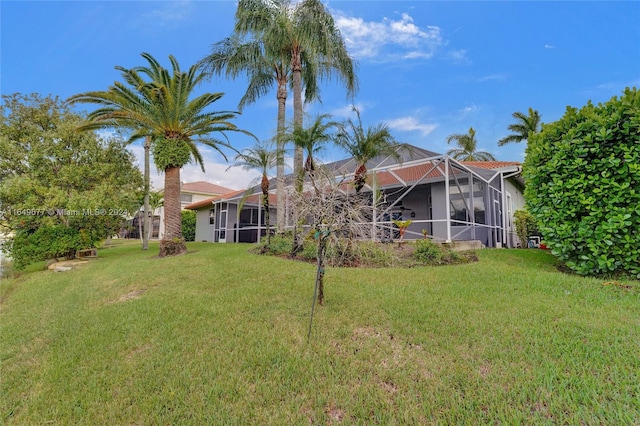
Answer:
[524,87,639,278]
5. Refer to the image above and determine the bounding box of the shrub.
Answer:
[413,239,443,263]
[514,209,539,248]
[181,210,196,242]
[260,232,293,256]
[10,225,89,269]
[524,87,640,278]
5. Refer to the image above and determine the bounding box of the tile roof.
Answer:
[185,189,278,210]
[181,181,235,195]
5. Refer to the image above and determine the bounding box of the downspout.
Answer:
[445,157,452,243]
[372,175,377,241]
[257,199,262,244]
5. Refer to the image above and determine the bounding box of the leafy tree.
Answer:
[334,106,399,192]
[229,144,279,244]
[234,0,357,183]
[181,210,197,242]
[524,87,640,277]
[498,107,541,146]
[446,127,496,161]
[0,93,142,269]
[67,53,253,257]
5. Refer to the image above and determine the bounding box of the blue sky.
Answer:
[2,1,639,190]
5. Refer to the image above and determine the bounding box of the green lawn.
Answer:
[1,242,639,424]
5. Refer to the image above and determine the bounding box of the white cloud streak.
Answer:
[478,74,506,82]
[335,12,443,61]
[143,1,192,26]
[386,116,436,136]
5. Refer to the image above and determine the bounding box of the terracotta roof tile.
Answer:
[181,181,235,195]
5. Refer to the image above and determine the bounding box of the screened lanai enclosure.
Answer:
[188,145,524,248]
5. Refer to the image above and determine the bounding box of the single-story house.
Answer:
[122,181,235,240]
[186,144,525,248]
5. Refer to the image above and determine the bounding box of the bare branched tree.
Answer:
[289,165,380,339]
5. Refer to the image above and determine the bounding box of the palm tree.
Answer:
[68,53,253,257]
[334,106,399,192]
[498,107,541,146]
[228,144,279,244]
[199,36,290,233]
[234,0,357,183]
[285,114,339,189]
[446,127,496,161]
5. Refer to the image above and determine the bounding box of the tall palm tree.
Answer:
[228,144,279,244]
[334,106,399,192]
[199,35,291,233]
[498,107,541,146]
[234,0,357,183]
[68,53,253,257]
[446,127,496,161]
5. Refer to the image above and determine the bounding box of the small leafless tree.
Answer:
[290,166,380,339]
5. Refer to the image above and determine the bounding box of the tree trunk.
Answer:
[291,46,304,183]
[159,166,186,257]
[291,46,304,256]
[261,174,270,245]
[142,137,151,250]
[354,164,367,193]
[276,79,287,233]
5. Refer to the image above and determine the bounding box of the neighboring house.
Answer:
[122,181,235,240]
[186,144,525,248]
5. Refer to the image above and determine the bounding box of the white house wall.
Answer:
[194,208,215,242]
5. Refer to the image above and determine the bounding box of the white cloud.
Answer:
[455,104,480,121]
[142,1,192,26]
[478,74,506,82]
[544,44,556,49]
[329,102,368,118]
[386,116,436,136]
[335,12,443,61]
[128,144,261,191]
[447,49,470,64]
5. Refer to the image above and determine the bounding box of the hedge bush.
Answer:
[181,210,196,242]
[524,87,640,278]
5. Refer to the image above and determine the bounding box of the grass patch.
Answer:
[1,242,639,424]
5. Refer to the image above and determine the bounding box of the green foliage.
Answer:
[10,225,89,269]
[524,87,640,277]
[0,93,143,269]
[257,233,474,268]
[152,137,193,171]
[181,210,196,242]
[392,219,413,229]
[261,232,294,255]
[514,209,539,248]
[412,239,466,265]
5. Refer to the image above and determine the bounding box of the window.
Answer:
[180,194,193,203]
[449,180,486,224]
[209,208,215,225]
